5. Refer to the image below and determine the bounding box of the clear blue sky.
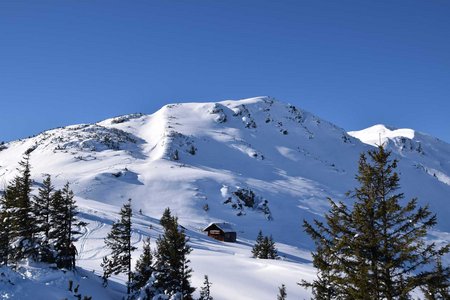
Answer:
[1,0,449,143]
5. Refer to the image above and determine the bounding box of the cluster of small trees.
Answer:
[301,146,450,299]
[102,204,283,298]
[101,206,203,299]
[0,154,86,268]
[252,230,278,259]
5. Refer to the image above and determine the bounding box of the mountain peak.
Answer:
[0,98,449,300]
[348,124,415,147]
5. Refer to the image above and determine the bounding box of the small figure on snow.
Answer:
[69,242,78,269]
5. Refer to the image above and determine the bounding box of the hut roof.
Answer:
[203,222,236,233]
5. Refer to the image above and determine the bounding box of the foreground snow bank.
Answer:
[0,263,124,300]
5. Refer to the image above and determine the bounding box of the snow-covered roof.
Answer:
[203,222,236,233]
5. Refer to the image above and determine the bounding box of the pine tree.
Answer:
[299,244,338,299]
[266,235,278,259]
[252,230,278,259]
[252,230,264,258]
[49,182,86,269]
[159,207,172,228]
[277,284,287,300]
[302,146,450,299]
[131,237,153,293]
[261,236,271,259]
[33,175,53,240]
[0,201,11,266]
[199,275,213,300]
[153,209,195,299]
[421,255,450,300]
[300,199,352,299]
[32,175,54,262]
[101,199,136,294]
[49,189,67,267]
[3,154,38,262]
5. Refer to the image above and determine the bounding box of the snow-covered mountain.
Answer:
[349,124,450,187]
[1,97,449,299]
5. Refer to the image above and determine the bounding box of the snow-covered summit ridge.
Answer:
[349,123,450,187]
[348,124,415,147]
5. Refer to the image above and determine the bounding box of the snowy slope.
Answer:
[1,97,449,299]
[349,124,450,200]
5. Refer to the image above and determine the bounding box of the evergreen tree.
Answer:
[252,230,264,258]
[49,182,86,269]
[277,284,287,300]
[33,175,53,240]
[131,237,153,293]
[252,230,278,259]
[153,209,195,299]
[199,275,213,300]
[260,236,270,259]
[3,154,37,262]
[159,207,172,228]
[32,175,54,262]
[300,199,351,299]
[49,189,66,266]
[302,146,450,299]
[101,199,136,294]
[421,255,450,300]
[0,201,11,266]
[266,235,278,259]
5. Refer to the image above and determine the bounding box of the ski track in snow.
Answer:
[78,220,105,260]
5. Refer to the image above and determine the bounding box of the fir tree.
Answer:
[3,154,37,262]
[153,209,195,299]
[260,236,270,259]
[302,146,450,299]
[199,275,213,300]
[131,237,153,293]
[252,230,278,259]
[32,175,54,262]
[0,202,11,266]
[101,199,136,294]
[277,284,287,300]
[159,207,173,228]
[49,190,66,266]
[300,199,351,299]
[33,175,53,240]
[421,255,450,300]
[49,182,86,269]
[61,182,85,246]
[266,235,278,259]
[252,230,264,258]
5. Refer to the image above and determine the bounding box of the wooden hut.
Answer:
[203,222,237,242]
